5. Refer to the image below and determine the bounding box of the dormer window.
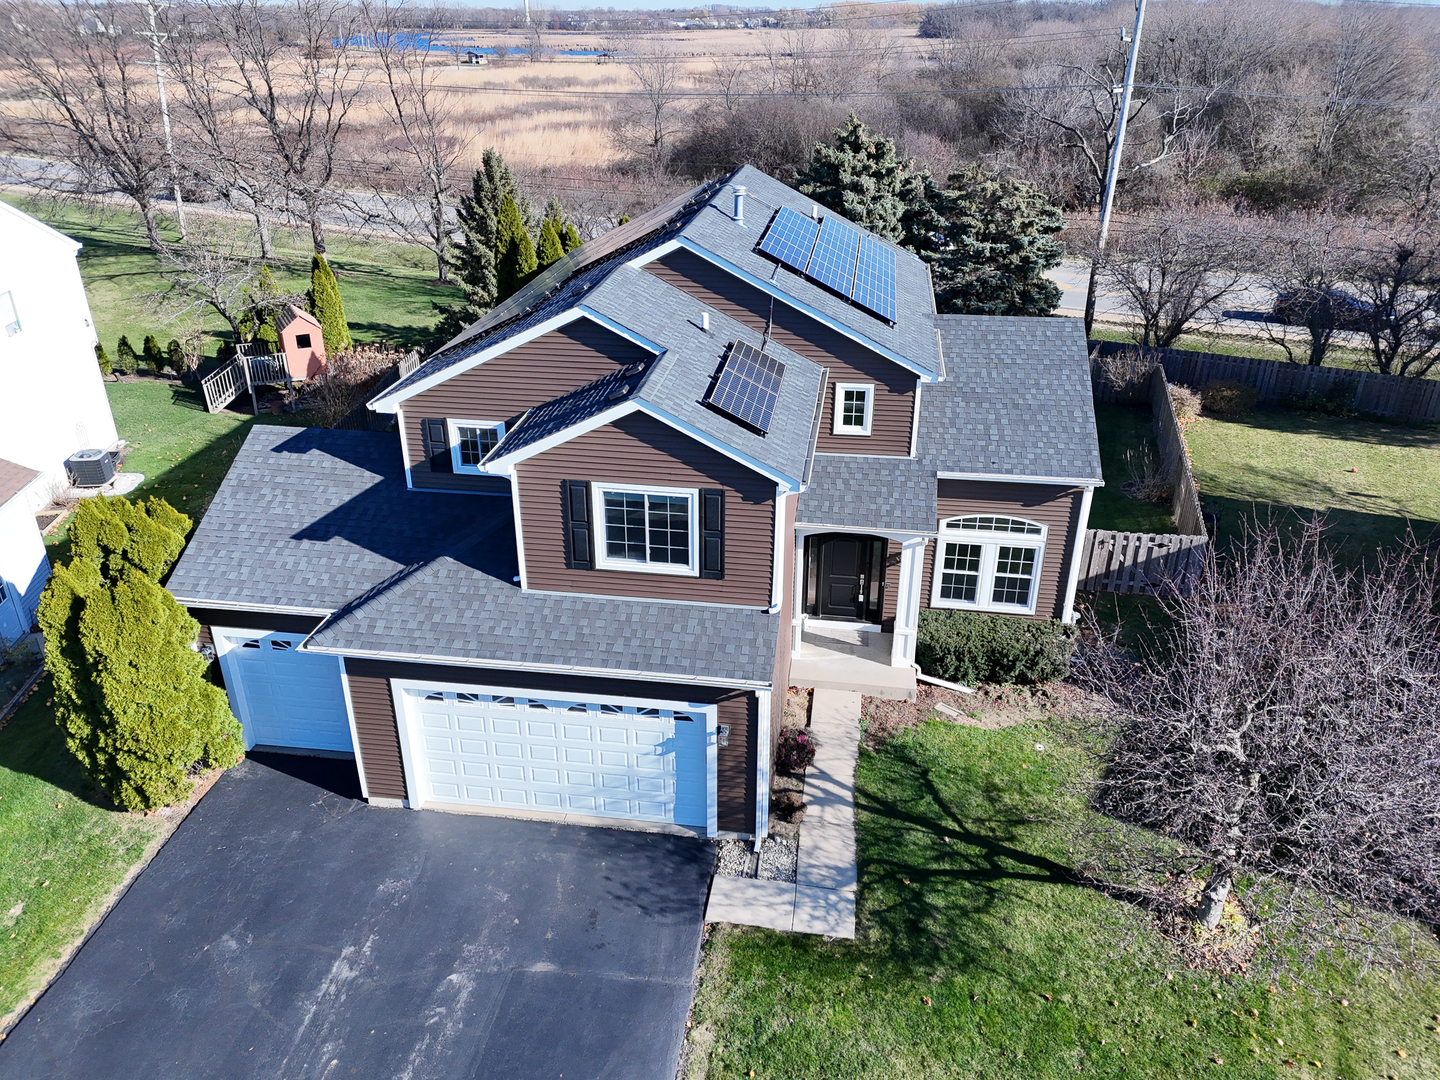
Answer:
[833,383,873,436]
[930,515,1047,615]
[448,419,506,473]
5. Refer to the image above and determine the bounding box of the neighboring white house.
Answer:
[0,200,121,641]
[0,200,119,513]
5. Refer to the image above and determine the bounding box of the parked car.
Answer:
[1272,288,1373,331]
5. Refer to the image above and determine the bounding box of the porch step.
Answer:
[789,654,916,701]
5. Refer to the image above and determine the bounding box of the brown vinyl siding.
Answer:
[921,481,1083,622]
[402,320,652,493]
[517,412,776,606]
[346,672,409,800]
[344,658,757,834]
[645,249,916,456]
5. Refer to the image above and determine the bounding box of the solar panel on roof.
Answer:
[705,342,786,434]
[806,216,861,296]
[850,235,897,322]
[757,207,820,273]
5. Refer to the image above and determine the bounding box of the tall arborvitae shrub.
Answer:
[95,342,113,378]
[166,338,184,374]
[561,222,582,252]
[142,334,163,373]
[38,496,243,810]
[495,193,538,302]
[307,252,352,353]
[536,217,565,270]
[115,335,137,376]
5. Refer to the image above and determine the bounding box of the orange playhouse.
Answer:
[276,306,328,380]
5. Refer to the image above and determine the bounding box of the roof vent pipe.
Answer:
[701,311,710,332]
[732,186,746,223]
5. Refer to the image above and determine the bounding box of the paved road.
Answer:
[1046,258,1278,333]
[0,753,714,1080]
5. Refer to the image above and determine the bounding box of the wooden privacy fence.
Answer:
[1148,366,1207,537]
[1090,339,1440,423]
[1080,530,1209,596]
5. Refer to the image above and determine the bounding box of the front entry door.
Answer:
[810,534,885,622]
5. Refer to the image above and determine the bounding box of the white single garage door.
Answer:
[215,629,354,753]
[399,684,715,834]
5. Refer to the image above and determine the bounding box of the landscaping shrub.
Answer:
[1201,378,1259,417]
[166,338,184,373]
[916,610,1076,686]
[95,342,112,378]
[142,334,163,373]
[38,496,242,810]
[307,252,353,353]
[775,728,817,773]
[115,335,137,375]
[1289,382,1357,418]
[1169,383,1202,422]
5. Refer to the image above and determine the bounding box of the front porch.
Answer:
[788,621,916,701]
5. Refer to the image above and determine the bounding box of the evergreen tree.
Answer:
[166,338,184,374]
[562,221,582,252]
[928,166,1065,317]
[307,252,352,353]
[115,335,137,376]
[239,265,288,345]
[536,217,565,270]
[793,114,939,253]
[142,334,163,373]
[540,195,583,256]
[95,342,112,379]
[434,149,521,339]
[495,192,538,301]
[38,496,243,810]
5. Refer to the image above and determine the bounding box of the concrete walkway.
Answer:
[705,689,860,938]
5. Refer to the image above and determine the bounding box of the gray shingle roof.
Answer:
[0,457,40,509]
[797,315,1103,532]
[169,426,778,683]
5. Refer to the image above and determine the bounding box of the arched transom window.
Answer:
[931,515,1047,615]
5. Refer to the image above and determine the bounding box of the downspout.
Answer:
[1062,485,1096,624]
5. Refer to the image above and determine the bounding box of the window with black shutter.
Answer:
[700,488,724,579]
[563,480,593,570]
[421,418,451,472]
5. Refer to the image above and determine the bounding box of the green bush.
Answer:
[1202,378,1260,418]
[916,610,1076,686]
[95,342,112,378]
[142,334,164,373]
[307,252,352,353]
[1289,383,1357,418]
[115,335,137,376]
[166,338,184,373]
[38,496,242,810]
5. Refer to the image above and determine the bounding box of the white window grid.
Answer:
[832,382,874,436]
[930,516,1047,615]
[447,418,506,473]
[592,483,700,576]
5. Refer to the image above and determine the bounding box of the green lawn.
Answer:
[687,722,1440,1079]
[0,195,455,360]
[1185,409,1440,562]
[1089,326,1382,375]
[1089,404,1176,534]
[0,684,164,1029]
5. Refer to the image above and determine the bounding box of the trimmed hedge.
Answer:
[915,610,1076,686]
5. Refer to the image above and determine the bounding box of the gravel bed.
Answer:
[756,836,798,883]
[714,838,757,878]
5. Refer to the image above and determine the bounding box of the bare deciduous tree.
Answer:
[610,43,687,172]
[1098,206,1253,348]
[152,220,296,340]
[1073,520,1440,970]
[1259,212,1358,367]
[1,0,172,250]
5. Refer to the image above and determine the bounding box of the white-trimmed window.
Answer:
[832,382,874,436]
[593,483,699,576]
[447,419,506,473]
[930,515,1047,615]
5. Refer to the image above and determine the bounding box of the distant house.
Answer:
[0,201,121,641]
[275,305,327,380]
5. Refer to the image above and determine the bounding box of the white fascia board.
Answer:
[300,643,774,690]
[575,304,665,355]
[484,398,801,492]
[794,522,934,541]
[672,237,941,382]
[937,471,1106,488]
[369,308,588,414]
[625,237,684,268]
[172,597,335,617]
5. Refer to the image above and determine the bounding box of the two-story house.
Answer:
[167,166,1102,840]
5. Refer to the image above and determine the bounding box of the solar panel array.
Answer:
[705,342,786,433]
[755,207,898,323]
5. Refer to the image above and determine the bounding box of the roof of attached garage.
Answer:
[797,315,1103,533]
[169,426,778,684]
[0,458,40,508]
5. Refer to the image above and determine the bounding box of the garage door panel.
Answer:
[220,631,353,753]
[406,688,709,829]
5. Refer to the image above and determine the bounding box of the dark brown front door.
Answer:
[809,534,885,622]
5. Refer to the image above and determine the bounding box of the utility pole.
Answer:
[1083,0,1148,337]
[524,0,531,25]
[139,0,187,239]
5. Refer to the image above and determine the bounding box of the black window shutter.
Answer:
[421,418,451,473]
[564,480,593,570]
[700,488,725,579]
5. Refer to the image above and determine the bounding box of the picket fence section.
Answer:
[1080,530,1209,596]
[1089,340,1440,423]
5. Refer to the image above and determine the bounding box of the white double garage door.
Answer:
[214,629,716,834]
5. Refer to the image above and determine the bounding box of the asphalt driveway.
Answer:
[0,753,715,1079]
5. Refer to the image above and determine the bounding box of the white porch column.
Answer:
[791,530,805,658]
[890,536,929,668]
